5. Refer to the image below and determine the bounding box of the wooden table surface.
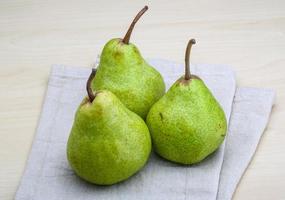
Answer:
[0,0,284,199]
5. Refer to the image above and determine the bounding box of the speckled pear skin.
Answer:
[67,90,151,185]
[92,38,165,119]
[146,77,227,164]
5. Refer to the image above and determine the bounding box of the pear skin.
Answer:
[146,39,227,164]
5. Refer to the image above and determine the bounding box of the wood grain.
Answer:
[0,0,284,199]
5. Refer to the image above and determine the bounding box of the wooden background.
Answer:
[0,0,284,199]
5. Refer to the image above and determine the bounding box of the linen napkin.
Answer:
[217,87,275,200]
[15,59,275,200]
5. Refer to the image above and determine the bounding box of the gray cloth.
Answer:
[217,87,275,200]
[15,59,275,200]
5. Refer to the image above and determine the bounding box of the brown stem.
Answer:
[86,68,97,102]
[122,6,148,44]
[185,39,196,80]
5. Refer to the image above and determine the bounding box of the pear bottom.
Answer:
[147,119,226,165]
[151,133,225,165]
[67,134,151,185]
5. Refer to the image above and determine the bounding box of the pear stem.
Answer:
[185,39,196,80]
[122,6,148,44]
[86,68,97,103]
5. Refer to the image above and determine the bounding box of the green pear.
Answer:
[146,39,227,164]
[91,6,165,119]
[67,69,151,185]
